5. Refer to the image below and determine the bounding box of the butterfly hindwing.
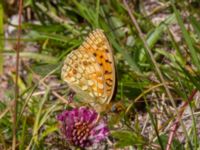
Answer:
[62,49,104,103]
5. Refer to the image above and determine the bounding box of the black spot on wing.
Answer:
[105,59,112,64]
[106,81,112,86]
[105,78,113,86]
[105,70,112,74]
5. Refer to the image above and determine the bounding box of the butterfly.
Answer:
[61,29,116,111]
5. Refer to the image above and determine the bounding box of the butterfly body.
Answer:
[62,29,116,110]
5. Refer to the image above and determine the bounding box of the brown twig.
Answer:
[166,89,197,150]
[12,0,23,149]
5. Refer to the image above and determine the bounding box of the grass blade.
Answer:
[172,3,200,71]
[190,16,200,39]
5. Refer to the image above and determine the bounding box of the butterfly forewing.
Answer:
[62,29,116,107]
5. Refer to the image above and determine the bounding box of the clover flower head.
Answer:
[57,107,109,148]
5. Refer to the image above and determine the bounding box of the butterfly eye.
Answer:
[111,103,124,113]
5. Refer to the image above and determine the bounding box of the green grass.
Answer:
[1,0,200,149]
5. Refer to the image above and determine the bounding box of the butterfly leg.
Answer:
[68,89,76,103]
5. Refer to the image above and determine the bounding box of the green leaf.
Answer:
[112,130,146,148]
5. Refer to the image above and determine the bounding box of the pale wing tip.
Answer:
[89,29,108,42]
[93,28,103,32]
[92,28,104,35]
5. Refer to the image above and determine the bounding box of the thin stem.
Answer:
[12,0,23,149]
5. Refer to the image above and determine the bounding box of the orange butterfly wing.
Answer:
[61,29,116,107]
